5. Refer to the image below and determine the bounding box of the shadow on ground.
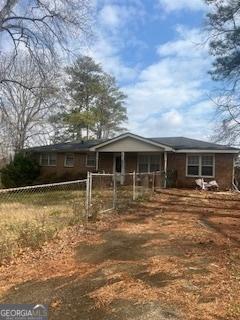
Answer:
[1,227,182,320]
[1,189,240,320]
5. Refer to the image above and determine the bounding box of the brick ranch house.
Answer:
[27,132,239,190]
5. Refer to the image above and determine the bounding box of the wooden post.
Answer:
[96,151,99,172]
[121,151,125,185]
[89,172,92,208]
[133,171,136,200]
[152,172,155,193]
[113,173,117,209]
[85,172,90,220]
[164,151,167,189]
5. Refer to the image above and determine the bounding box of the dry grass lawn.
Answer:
[0,189,86,262]
[0,188,239,320]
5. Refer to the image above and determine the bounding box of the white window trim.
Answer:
[39,153,57,167]
[186,154,215,178]
[64,153,75,168]
[137,153,161,173]
[86,153,96,168]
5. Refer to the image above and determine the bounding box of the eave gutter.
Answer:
[175,149,240,154]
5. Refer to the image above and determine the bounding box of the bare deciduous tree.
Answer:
[0,0,93,87]
[205,0,240,144]
[0,52,60,151]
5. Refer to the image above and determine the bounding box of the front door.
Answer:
[115,155,121,173]
[114,153,124,184]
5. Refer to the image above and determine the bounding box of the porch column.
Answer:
[96,151,99,172]
[121,151,125,184]
[164,151,167,188]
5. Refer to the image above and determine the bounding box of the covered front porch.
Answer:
[97,151,168,186]
[97,151,167,174]
[90,133,173,186]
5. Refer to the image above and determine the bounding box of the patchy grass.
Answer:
[0,184,146,263]
[0,189,86,263]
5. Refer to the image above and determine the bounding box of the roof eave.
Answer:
[28,148,90,153]
[175,149,239,154]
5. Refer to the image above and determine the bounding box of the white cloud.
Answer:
[98,5,122,28]
[162,109,183,126]
[98,2,145,30]
[123,27,213,138]
[157,26,208,58]
[128,100,214,139]
[85,32,138,82]
[91,2,214,139]
[85,1,145,82]
[158,0,206,12]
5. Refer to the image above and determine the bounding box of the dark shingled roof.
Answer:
[26,139,106,153]
[148,137,238,150]
[27,136,238,152]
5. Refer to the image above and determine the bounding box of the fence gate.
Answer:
[86,171,164,217]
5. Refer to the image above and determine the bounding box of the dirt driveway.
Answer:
[0,189,240,320]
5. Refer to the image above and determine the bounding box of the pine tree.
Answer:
[53,56,127,142]
[205,0,240,144]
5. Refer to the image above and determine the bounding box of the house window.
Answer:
[201,155,214,176]
[40,153,56,166]
[187,155,200,176]
[186,155,214,177]
[150,155,161,172]
[138,154,160,173]
[138,155,149,173]
[64,153,75,167]
[86,153,96,167]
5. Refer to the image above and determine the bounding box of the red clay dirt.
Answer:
[0,188,240,320]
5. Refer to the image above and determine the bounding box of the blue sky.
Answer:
[86,0,215,139]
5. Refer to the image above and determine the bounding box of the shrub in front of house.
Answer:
[1,153,40,188]
[34,172,88,185]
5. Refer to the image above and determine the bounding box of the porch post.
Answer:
[164,151,167,188]
[121,151,125,185]
[96,151,99,172]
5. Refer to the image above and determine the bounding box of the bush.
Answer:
[18,220,57,249]
[1,153,40,188]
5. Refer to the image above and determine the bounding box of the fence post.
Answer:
[85,172,90,220]
[152,172,155,194]
[89,172,92,209]
[133,171,136,201]
[113,173,117,209]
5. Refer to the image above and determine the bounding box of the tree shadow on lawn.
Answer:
[75,230,184,264]
[0,271,113,320]
[143,204,240,218]
[0,234,182,320]
[0,227,186,319]
[200,215,240,246]
[0,215,231,320]
[0,271,180,320]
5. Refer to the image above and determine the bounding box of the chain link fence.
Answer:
[88,171,164,214]
[0,179,87,262]
[0,171,165,263]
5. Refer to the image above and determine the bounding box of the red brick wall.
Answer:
[37,152,95,181]
[35,151,235,189]
[167,152,235,190]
